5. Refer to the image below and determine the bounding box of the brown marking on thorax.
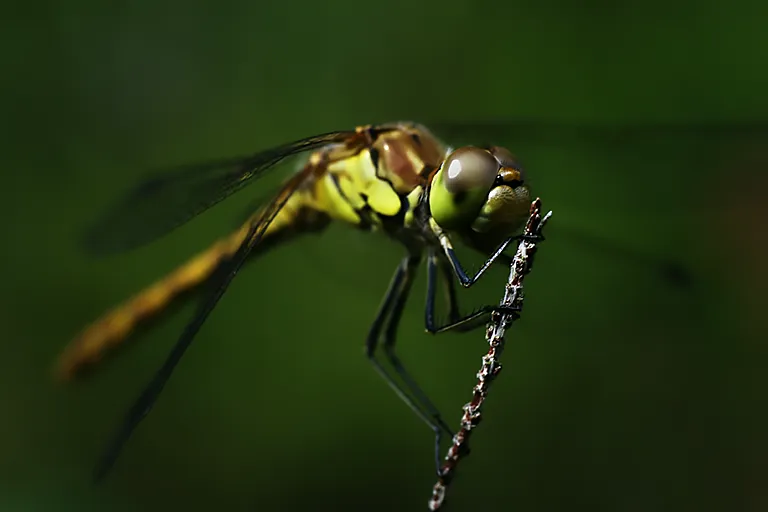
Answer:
[292,123,449,226]
[369,123,448,194]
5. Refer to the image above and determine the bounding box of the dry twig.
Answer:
[427,198,553,511]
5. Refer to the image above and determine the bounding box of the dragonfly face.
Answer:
[429,145,532,247]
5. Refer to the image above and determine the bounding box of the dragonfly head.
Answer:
[429,145,531,242]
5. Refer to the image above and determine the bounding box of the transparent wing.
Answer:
[93,164,314,480]
[82,130,357,255]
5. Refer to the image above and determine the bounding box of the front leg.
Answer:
[424,248,519,334]
[428,218,517,288]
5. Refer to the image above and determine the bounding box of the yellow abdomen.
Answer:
[56,180,329,380]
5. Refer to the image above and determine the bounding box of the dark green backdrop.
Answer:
[2,1,767,511]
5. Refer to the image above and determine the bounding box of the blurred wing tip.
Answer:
[92,458,113,484]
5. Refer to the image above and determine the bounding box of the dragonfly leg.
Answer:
[366,255,454,475]
[429,217,542,288]
[437,254,461,324]
[425,248,519,334]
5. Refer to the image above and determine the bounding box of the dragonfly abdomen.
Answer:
[56,200,329,381]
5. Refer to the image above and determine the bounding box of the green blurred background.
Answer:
[2,1,767,511]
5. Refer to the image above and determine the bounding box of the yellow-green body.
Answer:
[56,122,456,377]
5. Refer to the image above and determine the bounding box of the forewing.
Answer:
[92,164,315,481]
[82,130,356,255]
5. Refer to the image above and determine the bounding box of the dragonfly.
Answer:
[56,120,702,482]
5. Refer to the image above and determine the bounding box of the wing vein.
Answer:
[83,130,355,255]
[92,165,314,481]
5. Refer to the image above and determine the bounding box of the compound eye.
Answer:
[486,146,516,167]
[442,147,499,194]
[487,146,526,183]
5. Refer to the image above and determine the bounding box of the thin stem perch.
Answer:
[427,197,552,511]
